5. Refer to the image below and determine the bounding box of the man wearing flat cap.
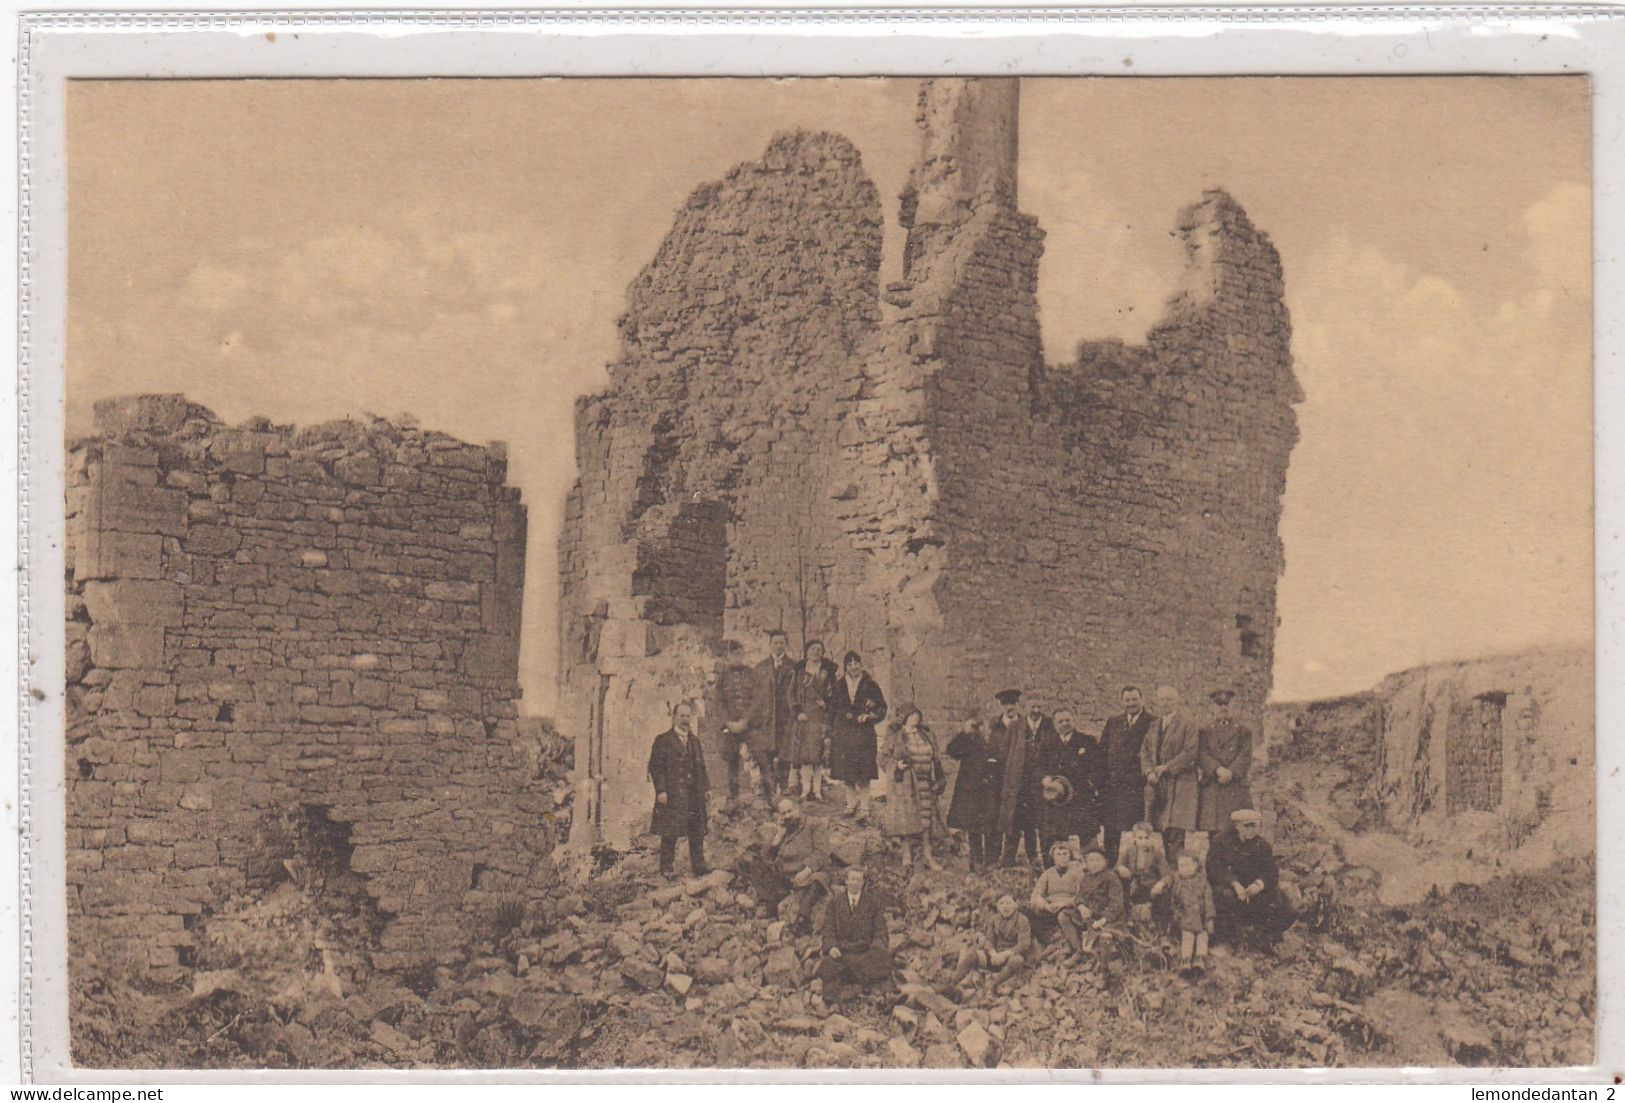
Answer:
[1198,688,1255,835]
[1206,808,1294,950]
[992,689,1044,868]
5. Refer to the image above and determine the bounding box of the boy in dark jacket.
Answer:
[1072,847,1126,969]
[952,893,1033,996]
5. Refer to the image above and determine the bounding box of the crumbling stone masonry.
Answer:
[559,77,1305,848]
[1264,645,1594,871]
[66,395,551,977]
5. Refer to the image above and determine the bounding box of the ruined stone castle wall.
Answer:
[561,79,1304,847]
[67,396,547,976]
[557,131,888,846]
[923,191,1301,729]
[1368,646,1594,859]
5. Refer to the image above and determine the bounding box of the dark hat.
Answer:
[1210,688,1236,704]
[995,688,1023,706]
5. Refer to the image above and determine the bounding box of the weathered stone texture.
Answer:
[67,395,547,978]
[1264,645,1594,876]
[1369,647,1593,851]
[934,188,1302,724]
[561,78,1304,848]
[558,130,887,845]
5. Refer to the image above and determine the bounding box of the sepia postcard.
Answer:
[17,14,1619,1081]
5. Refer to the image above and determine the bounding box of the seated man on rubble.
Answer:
[1026,840,1085,955]
[734,798,832,925]
[813,865,897,1002]
[1206,808,1295,951]
[951,892,1034,998]
[1070,845,1127,970]
[1114,820,1173,930]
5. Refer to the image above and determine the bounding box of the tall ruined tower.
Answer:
[559,78,1300,848]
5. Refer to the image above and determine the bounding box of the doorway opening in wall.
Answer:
[1446,691,1508,814]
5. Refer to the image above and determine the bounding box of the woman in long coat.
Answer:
[883,706,944,869]
[830,650,888,821]
[789,639,837,801]
[945,717,1005,870]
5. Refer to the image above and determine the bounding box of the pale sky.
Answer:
[66,77,1592,708]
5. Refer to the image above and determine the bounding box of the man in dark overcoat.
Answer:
[830,650,887,821]
[1100,685,1155,861]
[647,699,710,878]
[813,866,895,999]
[945,717,1004,870]
[756,629,799,793]
[1206,808,1294,949]
[993,689,1045,868]
[1197,688,1255,834]
[1039,706,1107,860]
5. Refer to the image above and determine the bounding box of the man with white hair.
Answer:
[1141,685,1201,864]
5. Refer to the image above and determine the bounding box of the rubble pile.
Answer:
[71,787,1594,1069]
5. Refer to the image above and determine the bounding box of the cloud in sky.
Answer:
[66,77,1591,709]
[1273,180,1591,699]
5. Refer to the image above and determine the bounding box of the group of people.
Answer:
[647,632,1296,1002]
[702,630,893,819]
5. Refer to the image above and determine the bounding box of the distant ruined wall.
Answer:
[1371,648,1593,857]
[561,78,1303,847]
[1267,646,1595,865]
[67,395,549,978]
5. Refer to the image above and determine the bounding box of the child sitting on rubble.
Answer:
[951,893,1033,998]
[1171,849,1215,979]
[1027,841,1086,955]
[1070,846,1127,970]
[1115,820,1172,930]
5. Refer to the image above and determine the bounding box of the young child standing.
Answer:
[1171,849,1215,979]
